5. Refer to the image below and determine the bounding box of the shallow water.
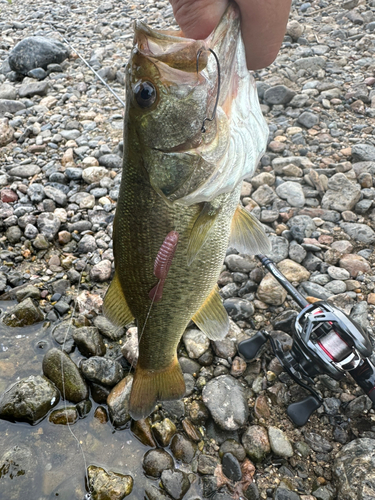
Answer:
[0,301,152,500]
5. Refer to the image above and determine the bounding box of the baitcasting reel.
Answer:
[238,254,375,426]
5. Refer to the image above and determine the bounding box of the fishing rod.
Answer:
[238,254,375,426]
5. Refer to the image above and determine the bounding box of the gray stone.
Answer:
[327,266,350,280]
[304,431,332,453]
[345,395,372,418]
[223,297,255,321]
[8,164,41,178]
[251,184,275,206]
[340,222,375,244]
[72,327,106,357]
[77,234,97,253]
[3,298,44,327]
[267,235,289,263]
[160,469,190,500]
[5,225,22,244]
[44,185,67,206]
[8,36,69,75]
[18,81,49,98]
[98,154,122,169]
[90,259,112,282]
[183,328,210,359]
[143,449,174,477]
[202,375,248,431]
[93,315,125,340]
[333,438,375,500]
[294,56,326,71]
[0,375,59,424]
[297,111,320,128]
[107,375,133,428]
[242,425,271,462]
[268,426,293,458]
[0,83,16,100]
[37,212,61,240]
[324,280,346,295]
[350,301,369,330]
[276,181,305,208]
[322,173,361,212]
[300,281,331,300]
[287,215,316,238]
[263,85,296,105]
[352,144,375,162]
[27,183,45,202]
[225,253,257,272]
[0,99,26,115]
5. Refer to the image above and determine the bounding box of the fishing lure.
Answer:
[149,231,179,303]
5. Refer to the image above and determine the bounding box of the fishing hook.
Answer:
[196,48,221,133]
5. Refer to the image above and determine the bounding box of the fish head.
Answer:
[125,4,268,204]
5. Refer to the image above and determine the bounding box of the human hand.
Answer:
[170,0,292,70]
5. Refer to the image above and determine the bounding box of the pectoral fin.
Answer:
[229,205,271,255]
[187,202,221,265]
[192,285,229,340]
[103,272,134,327]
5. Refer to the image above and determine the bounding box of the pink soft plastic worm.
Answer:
[149,231,179,303]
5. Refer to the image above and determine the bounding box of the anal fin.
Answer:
[187,202,221,266]
[192,285,229,341]
[103,271,134,327]
[229,205,271,255]
[129,357,185,420]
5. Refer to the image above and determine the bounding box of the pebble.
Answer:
[160,469,190,500]
[107,375,133,428]
[143,449,174,477]
[81,356,123,387]
[87,465,133,500]
[242,425,271,462]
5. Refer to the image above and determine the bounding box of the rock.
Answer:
[202,375,248,431]
[327,266,350,280]
[322,174,361,212]
[294,56,326,71]
[251,184,275,206]
[98,154,122,169]
[339,254,371,277]
[121,326,138,366]
[131,418,156,447]
[44,185,67,206]
[42,348,88,403]
[94,315,125,341]
[276,181,305,208]
[222,453,242,481]
[8,36,69,75]
[274,488,301,500]
[268,427,293,458]
[304,432,332,453]
[286,20,304,40]
[257,274,287,305]
[278,259,310,283]
[3,298,44,327]
[345,395,372,418]
[183,328,210,359]
[340,222,375,245]
[87,465,133,500]
[352,144,375,162]
[72,327,106,357]
[223,297,255,321]
[0,118,14,146]
[37,212,61,240]
[242,425,271,462]
[198,454,220,474]
[160,469,190,500]
[81,356,124,386]
[170,434,196,463]
[0,83,16,100]
[5,226,22,244]
[18,81,49,98]
[0,445,37,496]
[143,449,174,477]
[82,166,109,184]
[107,375,133,428]
[0,375,59,424]
[219,439,246,462]
[333,438,375,500]
[152,418,177,447]
[49,406,78,425]
[300,282,331,300]
[264,85,296,105]
[297,111,319,128]
[77,234,97,253]
[0,99,26,115]
[8,164,41,178]
[225,254,257,272]
[90,259,112,282]
[267,235,289,263]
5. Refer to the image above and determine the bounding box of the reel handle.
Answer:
[287,395,322,426]
[238,331,268,361]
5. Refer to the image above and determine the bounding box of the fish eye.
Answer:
[134,81,157,108]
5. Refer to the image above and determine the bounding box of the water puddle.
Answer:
[0,301,151,500]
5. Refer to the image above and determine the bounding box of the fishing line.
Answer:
[60,252,93,500]
[196,48,221,133]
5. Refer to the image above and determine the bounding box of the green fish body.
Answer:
[104,3,270,419]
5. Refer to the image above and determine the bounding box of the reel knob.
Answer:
[238,331,268,361]
[287,395,322,426]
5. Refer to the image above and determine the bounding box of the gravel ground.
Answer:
[1,0,375,499]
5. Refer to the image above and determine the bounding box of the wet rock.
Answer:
[87,465,133,500]
[202,375,248,431]
[222,452,242,481]
[170,433,196,463]
[268,427,293,458]
[143,449,174,477]
[219,439,246,462]
[160,469,190,500]
[81,357,124,386]
[49,406,78,425]
[93,315,125,341]
[3,298,44,327]
[8,36,69,75]
[152,418,177,447]
[333,438,375,500]
[120,326,138,367]
[0,445,37,494]
[42,348,88,403]
[72,327,106,357]
[144,484,170,500]
[0,375,59,424]
[242,425,271,462]
[189,399,209,425]
[183,328,210,359]
[107,375,133,428]
[52,320,75,353]
[131,418,156,447]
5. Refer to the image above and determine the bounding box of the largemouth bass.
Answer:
[104,2,270,420]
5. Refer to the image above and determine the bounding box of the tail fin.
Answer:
[129,357,185,420]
